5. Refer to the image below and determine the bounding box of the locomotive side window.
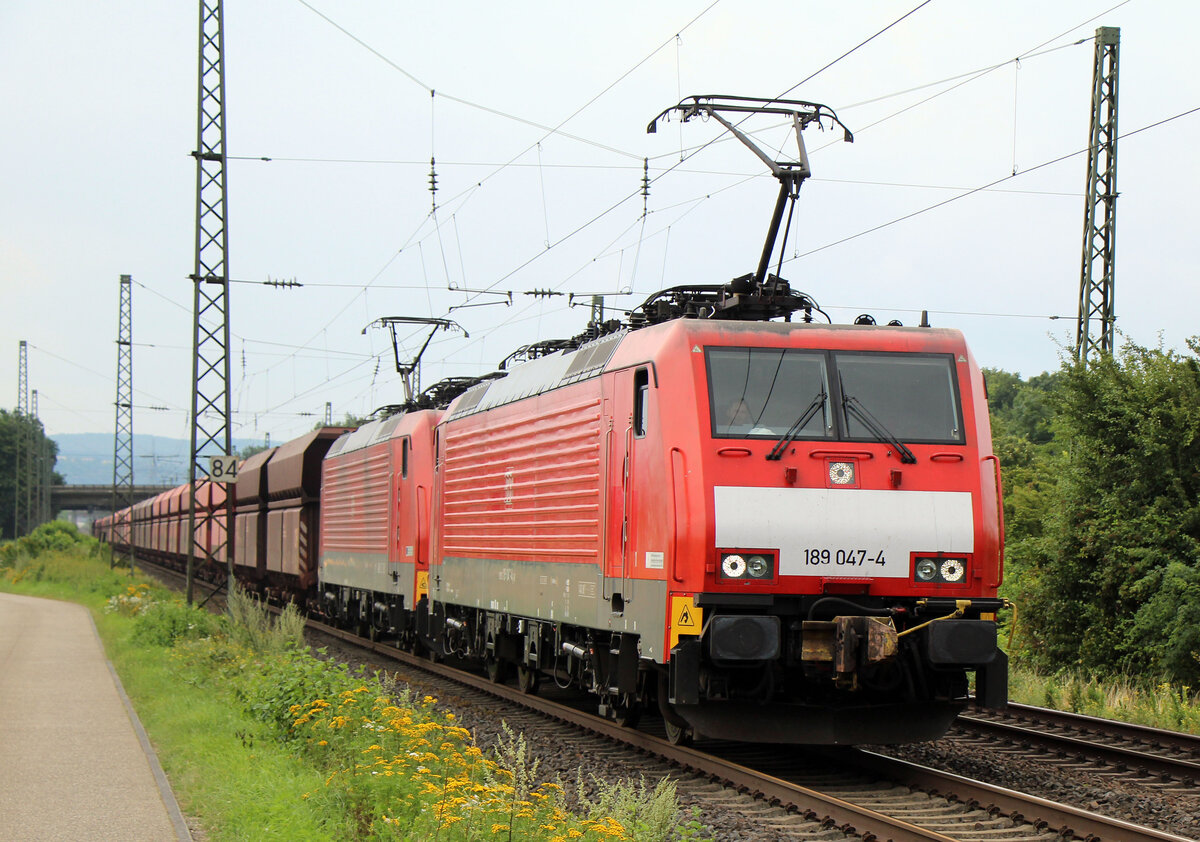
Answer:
[835,353,964,444]
[401,437,409,478]
[633,367,650,438]
[707,348,831,439]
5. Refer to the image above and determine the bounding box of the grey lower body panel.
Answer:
[320,552,408,599]
[434,556,668,660]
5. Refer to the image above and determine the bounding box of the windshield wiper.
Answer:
[841,391,917,464]
[766,390,827,461]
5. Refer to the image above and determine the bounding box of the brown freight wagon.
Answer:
[234,446,277,586]
[262,427,349,599]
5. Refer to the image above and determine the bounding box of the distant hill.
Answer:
[52,433,262,486]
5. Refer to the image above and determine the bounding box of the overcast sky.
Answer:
[2,0,1197,447]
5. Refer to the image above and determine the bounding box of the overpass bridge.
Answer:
[51,485,174,516]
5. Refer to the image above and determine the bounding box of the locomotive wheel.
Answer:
[425,638,443,664]
[609,694,641,728]
[516,663,540,695]
[485,654,510,684]
[663,718,692,746]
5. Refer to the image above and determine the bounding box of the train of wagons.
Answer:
[96,274,1008,746]
[97,96,1007,745]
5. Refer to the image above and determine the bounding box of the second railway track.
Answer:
[956,703,1200,789]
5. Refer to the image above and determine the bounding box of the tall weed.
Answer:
[575,773,685,842]
[225,583,305,653]
[1010,666,1200,734]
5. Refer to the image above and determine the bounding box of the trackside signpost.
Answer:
[207,455,238,483]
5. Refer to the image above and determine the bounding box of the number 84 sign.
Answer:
[207,454,238,483]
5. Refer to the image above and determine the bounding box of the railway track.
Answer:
[141,561,1195,841]
[315,618,1194,842]
[956,703,1200,790]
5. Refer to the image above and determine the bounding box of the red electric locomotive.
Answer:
[318,409,441,643]
[418,95,1006,744]
[423,279,1006,744]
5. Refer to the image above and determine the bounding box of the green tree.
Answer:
[1015,339,1200,684]
[984,368,1061,545]
[0,409,62,541]
[236,442,272,460]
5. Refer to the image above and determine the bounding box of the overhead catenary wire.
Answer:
[769,0,934,103]
[235,2,1093,406]
[26,343,185,412]
[786,105,1200,265]
[294,0,718,166]
[188,2,1170,436]
[219,0,722,398]
[421,2,938,324]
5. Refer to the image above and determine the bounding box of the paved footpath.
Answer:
[0,592,191,841]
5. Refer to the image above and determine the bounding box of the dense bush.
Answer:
[0,520,95,568]
[131,597,222,646]
[993,338,1200,685]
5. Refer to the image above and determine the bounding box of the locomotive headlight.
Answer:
[746,555,769,578]
[828,461,855,486]
[721,554,747,578]
[913,555,971,584]
[939,558,966,582]
[720,550,776,580]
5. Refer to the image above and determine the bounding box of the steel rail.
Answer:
[994,702,1200,756]
[841,748,1195,842]
[310,617,958,842]
[955,714,1200,784]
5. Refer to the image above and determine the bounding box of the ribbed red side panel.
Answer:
[320,446,391,554]
[442,394,602,562]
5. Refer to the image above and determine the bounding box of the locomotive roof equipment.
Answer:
[648,94,853,290]
[363,316,468,404]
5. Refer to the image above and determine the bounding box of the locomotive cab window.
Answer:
[401,437,410,478]
[835,353,964,444]
[707,347,831,439]
[633,367,650,438]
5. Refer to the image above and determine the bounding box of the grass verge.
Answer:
[6,523,1195,836]
[1008,666,1200,733]
[1,524,709,841]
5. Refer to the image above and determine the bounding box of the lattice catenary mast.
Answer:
[30,389,42,529]
[112,274,135,568]
[1076,26,1120,361]
[187,0,235,604]
[14,340,29,538]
